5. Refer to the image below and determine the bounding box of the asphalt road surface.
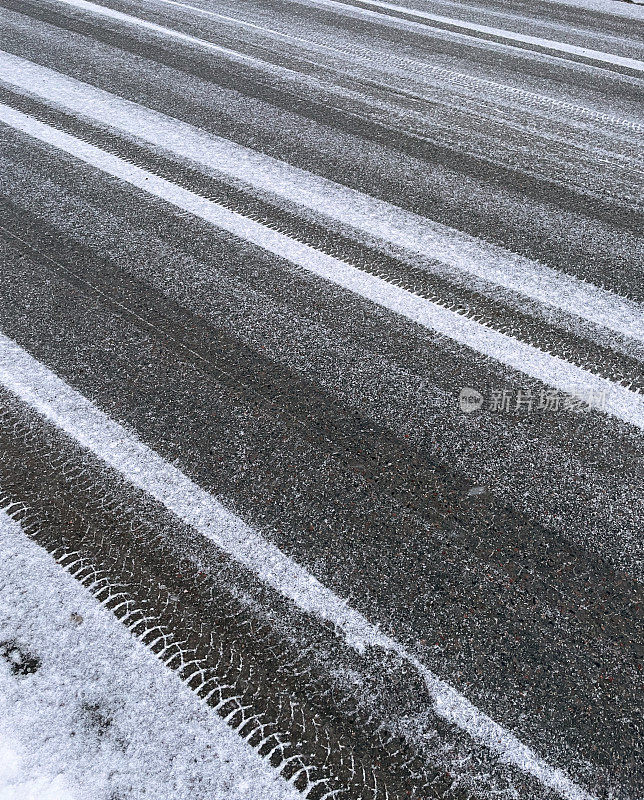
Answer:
[0,0,642,798]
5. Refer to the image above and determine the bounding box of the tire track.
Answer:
[3,0,641,237]
[290,0,644,77]
[147,0,644,135]
[0,204,639,796]
[0,390,461,800]
[3,0,642,301]
[1,85,643,387]
[3,103,643,428]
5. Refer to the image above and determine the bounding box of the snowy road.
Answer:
[0,0,642,798]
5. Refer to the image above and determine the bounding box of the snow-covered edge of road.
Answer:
[0,510,302,800]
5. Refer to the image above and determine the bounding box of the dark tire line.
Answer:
[1,182,640,661]
[4,2,643,302]
[108,0,644,102]
[313,0,644,78]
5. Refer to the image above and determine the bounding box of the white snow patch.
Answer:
[0,512,300,800]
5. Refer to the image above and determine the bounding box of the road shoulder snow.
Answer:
[0,511,300,800]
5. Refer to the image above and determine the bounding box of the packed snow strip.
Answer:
[0,340,596,800]
[0,512,302,800]
[1,53,643,345]
[1,102,643,430]
[293,0,644,73]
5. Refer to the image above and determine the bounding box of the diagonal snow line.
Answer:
[53,0,644,135]
[146,0,339,53]
[1,102,643,431]
[0,337,595,800]
[290,0,644,74]
[2,52,642,344]
[46,0,299,73]
[0,331,389,656]
[137,0,644,132]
